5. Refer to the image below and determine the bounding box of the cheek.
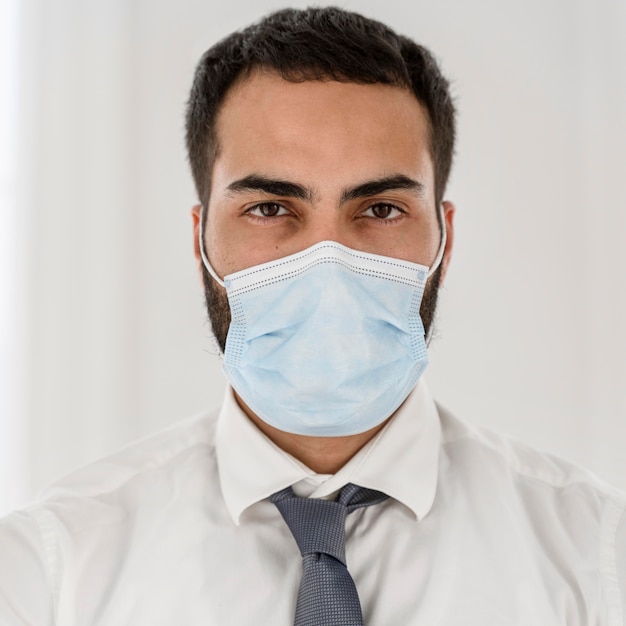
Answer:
[205,208,267,276]
[204,207,236,274]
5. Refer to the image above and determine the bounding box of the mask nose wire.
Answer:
[199,203,446,286]
[198,205,226,288]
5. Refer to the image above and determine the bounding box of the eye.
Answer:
[362,203,405,220]
[246,202,291,218]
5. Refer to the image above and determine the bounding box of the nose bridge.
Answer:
[304,204,351,248]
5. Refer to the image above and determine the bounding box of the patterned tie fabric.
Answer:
[270,483,389,626]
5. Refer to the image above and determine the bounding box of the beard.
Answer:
[201,262,442,354]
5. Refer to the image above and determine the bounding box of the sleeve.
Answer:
[0,510,55,625]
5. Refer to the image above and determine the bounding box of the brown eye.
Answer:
[260,203,281,217]
[247,203,290,218]
[363,203,403,219]
[372,204,392,218]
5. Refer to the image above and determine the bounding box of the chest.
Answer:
[65,500,603,626]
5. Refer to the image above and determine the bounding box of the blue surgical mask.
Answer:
[200,222,446,437]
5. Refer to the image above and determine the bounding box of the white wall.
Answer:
[2,0,625,514]
[0,0,29,513]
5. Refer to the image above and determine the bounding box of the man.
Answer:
[0,7,624,625]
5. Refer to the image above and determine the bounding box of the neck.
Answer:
[233,392,391,474]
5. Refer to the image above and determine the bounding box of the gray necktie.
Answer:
[271,483,389,626]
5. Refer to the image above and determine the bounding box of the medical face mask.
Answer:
[199,218,446,437]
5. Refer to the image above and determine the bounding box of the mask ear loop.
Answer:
[426,204,447,279]
[198,205,226,287]
[424,204,447,347]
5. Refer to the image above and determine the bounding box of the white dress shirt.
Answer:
[1,381,625,625]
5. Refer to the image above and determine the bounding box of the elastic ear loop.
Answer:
[426,204,447,279]
[199,204,447,285]
[424,205,447,346]
[198,205,226,287]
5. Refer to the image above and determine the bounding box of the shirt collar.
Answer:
[216,379,441,525]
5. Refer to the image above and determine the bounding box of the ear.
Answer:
[439,200,455,286]
[191,204,204,284]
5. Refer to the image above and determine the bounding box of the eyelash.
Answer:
[243,201,407,223]
[361,203,406,221]
[244,203,291,220]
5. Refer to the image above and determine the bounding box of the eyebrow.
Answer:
[340,175,425,204]
[226,175,312,202]
[225,173,425,204]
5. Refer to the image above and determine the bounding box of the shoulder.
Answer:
[26,406,221,520]
[436,402,626,572]
[0,407,221,624]
[437,402,626,505]
[435,403,626,621]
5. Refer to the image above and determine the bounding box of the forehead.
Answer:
[212,70,433,188]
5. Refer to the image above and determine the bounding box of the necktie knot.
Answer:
[270,483,389,626]
[272,494,349,563]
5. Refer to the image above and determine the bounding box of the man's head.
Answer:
[187,7,456,352]
[186,7,456,210]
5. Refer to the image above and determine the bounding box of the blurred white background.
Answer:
[1,0,625,515]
